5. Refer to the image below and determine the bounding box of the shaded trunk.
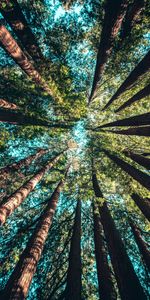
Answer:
[0,148,49,178]
[105,126,150,137]
[1,177,66,300]
[103,149,150,191]
[129,220,150,271]
[0,25,52,95]
[103,50,150,109]
[92,201,116,300]
[0,151,64,225]
[99,201,147,300]
[96,112,150,129]
[0,0,43,61]
[0,98,19,110]
[89,0,128,103]
[131,193,150,221]
[123,150,150,170]
[115,83,150,112]
[120,0,145,41]
[64,199,82,300]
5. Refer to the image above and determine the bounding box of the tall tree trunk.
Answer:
[99,201,147,300]
[123,150,150,170]
[0,98,19,110]
[131,193,150,221]
[1,174,68,300]
[129,220,150,271]
[64,199,82,300]
[105,126,150,136]
[95,112,150,129]
[103,149,150,191]
[0,148,49,178]
[120,0,145,41]
[89,0,128,103]
[92,201,116,300]
[103,50,150,110]
[115,83,150,112]
[0,25,52,95]
[0,151,65,225]
[0,0,43,61]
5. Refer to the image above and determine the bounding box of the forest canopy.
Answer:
[0,0,150,299]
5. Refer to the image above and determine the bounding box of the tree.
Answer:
[123,150,150,170]
[115,83,150,112]
[1,172,68,300]
[105,126,150,136]
[89,0,128,103]
[0,98,19,110]
[63,199,82,300]
[0,150,65,225]
[0,0,43,61]
[103,50,150,110]
[103,149,150,191]
[131,193,150,221]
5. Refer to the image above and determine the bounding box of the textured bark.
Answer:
[1,177,66,300]
[99,201,147,300]
[96,112,150,129]
[103,50,150,109]
[64,199,82,300]
[89,0,128,103]
[92,201,116,300]
[123,150,150,170]
[120,0,145,41]
[105,126,150,137]
[0,148,48,178]
[0,98,19,110]
[0,25,52,95]
[115,83,150,112]
[0,151,64,225]
[0,0,43,61]
[103,149,150,191]
[129,220,150,271]
[131,193,150,221]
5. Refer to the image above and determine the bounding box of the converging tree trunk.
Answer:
[1,172,68,300]
[0,151,65,225]
[95,112,150,129]
[0,98,19,110]
[89,0,128,103]
[129,220,150,271]
[64,199,82,300]
[105,126,150,137]
[0,25,52,95]
[0,0,43,61]
[103,149,150,191]
[115,83,150,112]
[123,150,150,170]
[103,50,150,110]
[131,193,150,221]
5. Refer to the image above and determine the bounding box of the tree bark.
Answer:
[123,150,150,170]
[99,201,147,300]
[64,199,82,300]
[0,148,49,178]
[0,0,43,61]
[92,201,116,300]
[103,50,150,110]
[0,25,52,95]
[96,112,150,129]
[0,98,19,110]
[1,175,67,300]
[89,0,128,103]
[0,151,64,225]
[129,220,150,271]
[103,149,150,191]
[115,83,150,112]
[105,126,150,137]
[131,193,150,221]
